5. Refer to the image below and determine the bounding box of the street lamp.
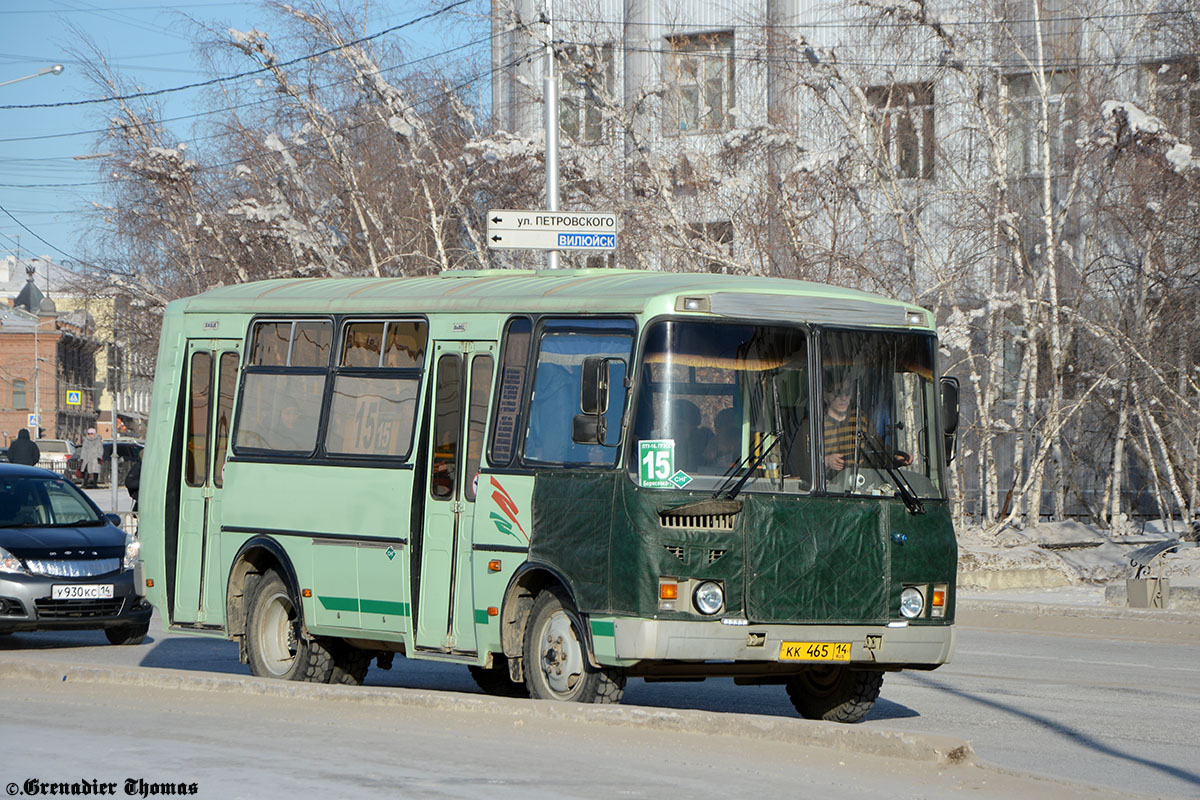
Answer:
[0,64,65,89]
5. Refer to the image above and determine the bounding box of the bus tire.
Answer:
[786,667,883,723]
[246,570,334,683]
[328,642,371,685]
[469,655,529,698]
[523,588,625,704]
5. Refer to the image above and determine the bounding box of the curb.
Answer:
[0,656,974,766]
[957,597,1197,623]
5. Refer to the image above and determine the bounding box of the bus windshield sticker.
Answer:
[638,440,677,488]
[669,470,693,489]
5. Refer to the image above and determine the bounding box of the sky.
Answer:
[0,0,488,274]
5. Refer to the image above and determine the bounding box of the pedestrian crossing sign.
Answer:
[66,390,82,405]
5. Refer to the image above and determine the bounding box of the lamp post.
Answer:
[0,64,64,89]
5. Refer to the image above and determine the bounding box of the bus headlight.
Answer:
[900,586,924,618]
[693,581,724,615]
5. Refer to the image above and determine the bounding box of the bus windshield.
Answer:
[820,329,944,500]
[628,320,945,499]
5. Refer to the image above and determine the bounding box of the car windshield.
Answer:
[0,476,103,528]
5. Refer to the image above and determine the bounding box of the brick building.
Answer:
[0,266,99,446]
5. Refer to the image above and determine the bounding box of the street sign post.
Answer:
[487,209,617,251]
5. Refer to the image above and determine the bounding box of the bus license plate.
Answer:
[52,584,114,600]
[779,641,851,662]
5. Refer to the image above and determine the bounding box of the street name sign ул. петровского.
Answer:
[486,209,617,251]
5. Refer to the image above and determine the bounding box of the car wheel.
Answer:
[522,587,624,704]
[245,570,334,682]
[105,621,150,646]
[786,666,883,723]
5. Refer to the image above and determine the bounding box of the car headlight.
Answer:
[693,581,724,615]
[900,586,924,618]
[123,530,140,572]
[0,545,28,575]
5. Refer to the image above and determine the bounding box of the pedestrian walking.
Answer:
[80,428,103,488]
[8,428,40,466]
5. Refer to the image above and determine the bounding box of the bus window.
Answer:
[431,354,462,499]
[325,376,420,457]
[234,319,332,454]
[463,355,494,501]
[522,319,634,466]
[213,351,239,487]
[383,321,426,368]
[488,317,532,467]
[342,322,384,367]
[185,352,212,486]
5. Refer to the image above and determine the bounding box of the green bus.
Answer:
[139,269,959,722]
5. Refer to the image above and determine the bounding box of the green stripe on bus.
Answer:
[590,619,615,637]
[318,596,410,616]
[474,609,490,625]
[361,599,410,616]
[317,595,359,612]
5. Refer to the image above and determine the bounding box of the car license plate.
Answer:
[52,584,114,600]
[779,641,851,662]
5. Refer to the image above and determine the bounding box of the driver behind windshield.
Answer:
[822,379,911,475]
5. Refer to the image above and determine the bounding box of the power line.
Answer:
[0,0,475,111]
[0,29,503,144]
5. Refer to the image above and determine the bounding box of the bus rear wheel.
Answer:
[523,588,624,704]
[246,570,334,683]
[786,666,883,723]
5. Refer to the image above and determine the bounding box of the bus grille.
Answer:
[35,597,126,619]
[658,512,737,531]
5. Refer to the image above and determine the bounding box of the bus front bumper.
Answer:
[608,618,955,668]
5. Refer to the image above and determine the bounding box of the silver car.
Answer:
[0,464,150,644]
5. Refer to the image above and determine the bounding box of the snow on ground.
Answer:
[957,519,1200,588]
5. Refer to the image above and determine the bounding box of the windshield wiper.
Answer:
[714,432,781,501]
[857,429,925,515]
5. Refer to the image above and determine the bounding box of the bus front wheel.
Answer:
[246,570,334,683]
[786,666,883,723]
[523,588,625,704]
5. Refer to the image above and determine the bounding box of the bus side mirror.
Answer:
[941,376,960,465]
[579,357,610,415]
[574,357,623,445]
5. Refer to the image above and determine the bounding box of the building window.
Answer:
[665,31,734,134]
[1146,60,1200,149]
[559,44,614,145]
[12,380,26,411]
[865,83,935,180]
[1005,72,1077,176]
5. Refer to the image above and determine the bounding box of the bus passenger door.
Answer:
[173,343,241,625]
[414,342,494,654]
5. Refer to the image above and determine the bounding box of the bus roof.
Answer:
[172,269,931,327]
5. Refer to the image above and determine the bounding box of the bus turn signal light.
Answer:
[302,589,312,598]
[145,579,153,588]
[488,560,502,572]
[659,583,679,600]
[931,584,947,618]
